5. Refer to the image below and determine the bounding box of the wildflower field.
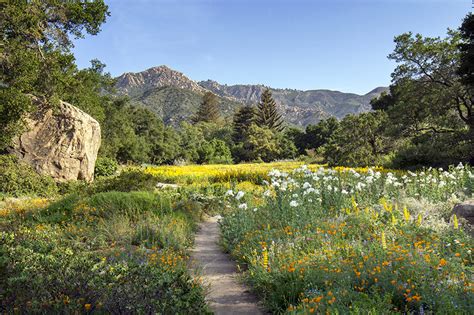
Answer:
[221,164,474,313]
[0,191,209,313]
[1,161,473,314]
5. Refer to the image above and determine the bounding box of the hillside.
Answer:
[129,86,241,125]
[116,66,387,127]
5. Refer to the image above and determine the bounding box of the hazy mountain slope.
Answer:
[116,66,388,127]
[129,86,241,125]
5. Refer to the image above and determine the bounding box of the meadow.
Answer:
[1,162,473,314]
[221,164,474,313]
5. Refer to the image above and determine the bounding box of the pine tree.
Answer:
[256,89,284,132]
[193,92,220,123]
[232,105,255,142]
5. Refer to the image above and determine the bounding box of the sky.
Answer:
[72,0,471,95]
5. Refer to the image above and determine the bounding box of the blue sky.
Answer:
[73,0,470,94]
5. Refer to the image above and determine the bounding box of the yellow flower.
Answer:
[453,214,459,229]
[403,206,410,222]
[262,248,269,270]
[381,232,387,249]
[84,304,92,311]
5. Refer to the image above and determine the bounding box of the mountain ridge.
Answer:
[115,66,388,127]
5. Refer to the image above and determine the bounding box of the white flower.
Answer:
[289,200,299,207]
[225,189,234,196]
[292,193,298,198]
[303,182,312,189]
[264,190,271,197]
[454,239,460,245]
[341,189,348,195]
[235,191,245,200]
[238,203,248,210]
[467,249,472,255]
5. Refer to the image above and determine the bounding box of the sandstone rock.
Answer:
[10,99,101,182]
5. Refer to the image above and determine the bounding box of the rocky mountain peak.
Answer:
[116,65,205,96]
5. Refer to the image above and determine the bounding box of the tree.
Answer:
[256,89,284,132]
[0,1,109,149]
[324,112,389,167]
[198,139,233,164]
[389,30,473,144]
[303,117,339,151]
[192,92,220,123]
[232,105,255,143]
[368,25,474,166]
[458,13,474,87]
[244,124,282,162]
[458,13,474,164]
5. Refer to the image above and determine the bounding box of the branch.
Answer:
[414,126,458,134]
[404,54,452,88]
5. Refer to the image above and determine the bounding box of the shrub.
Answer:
[92,169,157,193]
[94,157,118,177]
[0,154,58,197]
[87,191,172,218]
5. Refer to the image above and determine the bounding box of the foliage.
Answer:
[221,164,474,313]
[232,105,256,143]
[288,118,340,155]
[193,92,220,123]
[458,13,474,87]
[0,190,208,313]
[256,89,284,132]
[324,112,390,167]
[198,139,233,164]
[381,28,472,166]
[0,0,109,148]
[92,169,157,193]
[94,157,118,177]
[0,155,58,197]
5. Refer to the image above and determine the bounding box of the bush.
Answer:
[92,169,157,193]
[87,191,172,218]
[94,157,118,177]
[0,154,58,197]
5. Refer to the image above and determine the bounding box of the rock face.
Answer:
[10,99,101,182]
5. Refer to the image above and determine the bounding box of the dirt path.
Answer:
[190,216,264,315]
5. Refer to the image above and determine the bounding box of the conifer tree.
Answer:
[256,89,284,132]
[232,105,255,142]
[192,92,220,123]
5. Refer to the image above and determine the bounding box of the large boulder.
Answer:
[10,99,101,182]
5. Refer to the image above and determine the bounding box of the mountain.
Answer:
[116,66,388,127]
[116,65,206,97]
